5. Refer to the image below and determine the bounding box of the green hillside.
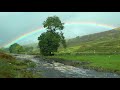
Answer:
[22,27,120,54]
[59,27,120,53]
[22,43,40,55]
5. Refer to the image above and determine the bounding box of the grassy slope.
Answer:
[22,27,120,54]
[23,43,40,55]
[64,28,120,53]
[0,53,41,78]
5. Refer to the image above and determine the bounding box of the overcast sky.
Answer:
[0,12,120,47]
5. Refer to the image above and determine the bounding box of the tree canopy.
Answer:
[43,16,64,31]
[9,43,25,54]
[38,16,66,56]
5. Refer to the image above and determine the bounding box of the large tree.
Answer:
[38,16,66,56]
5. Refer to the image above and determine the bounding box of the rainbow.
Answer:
[4,21,116,48]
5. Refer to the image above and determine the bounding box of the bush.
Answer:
[0,52,15,60]
[0,53,41,78]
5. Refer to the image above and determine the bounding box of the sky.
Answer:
[0,12,120,48]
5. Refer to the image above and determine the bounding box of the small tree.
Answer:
[38,16,66,56]
[9,43,25,54]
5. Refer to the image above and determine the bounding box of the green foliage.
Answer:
[22,44,41,55]
[23,46,35,54]
[0,48,9,53]
[43,16,64,31]
[0,52,15,60]
[24,47,33,52]
[0,53,41,78]
[38,31,61,56]
[38,16,66,56]
[60,32,67,49]
[9,43,25,54]
[0,48,4,53]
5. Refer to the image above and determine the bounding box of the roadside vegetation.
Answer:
[0,52,41,78]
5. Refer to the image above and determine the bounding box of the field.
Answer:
[50,54,120,74]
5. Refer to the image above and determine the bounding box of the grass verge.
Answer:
[0,53,42,78]
[48,54,120,75]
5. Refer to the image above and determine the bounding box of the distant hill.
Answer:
[65,27,120,53]
[23,43,38,48]
[23,27,120,53]
[22,43,40,54]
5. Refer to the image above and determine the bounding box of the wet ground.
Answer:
[14,54,120,78]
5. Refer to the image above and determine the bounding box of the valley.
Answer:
[1,13,120,78]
